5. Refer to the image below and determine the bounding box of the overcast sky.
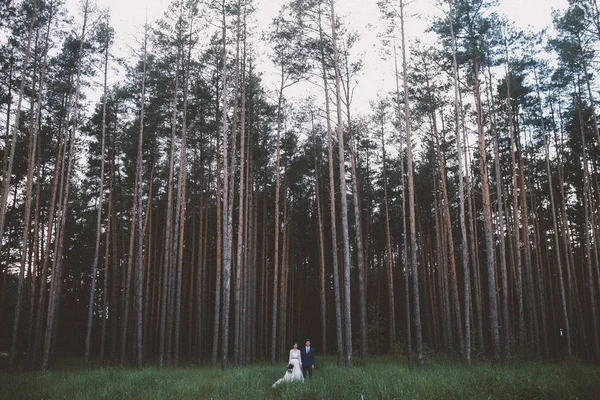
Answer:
[65,0,569,113]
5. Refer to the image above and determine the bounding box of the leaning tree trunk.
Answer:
[8,19,39,372]
[28,0,55,364]
[0,3,36,267]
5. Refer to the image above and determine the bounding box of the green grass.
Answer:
[1,356,599,399]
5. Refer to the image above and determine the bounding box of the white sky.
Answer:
[64,0,569,113]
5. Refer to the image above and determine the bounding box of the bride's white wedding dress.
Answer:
[272,349,304,387]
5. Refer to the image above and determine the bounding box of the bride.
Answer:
[272,342,304,387]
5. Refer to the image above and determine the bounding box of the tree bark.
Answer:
[318,4,344,365]
[41,0,89,370]
[473,57,501,366]
[84,23,112,369]
[329,0,353,368]
[399,0,423,367]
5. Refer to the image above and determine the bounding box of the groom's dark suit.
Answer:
[301,345,315,379]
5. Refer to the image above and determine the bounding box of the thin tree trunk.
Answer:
[28,0,55,363]
[426,62,464,356]
[486,64,509,353]
[221,0,241,369]
[474,57,500,366]
[41,1,89,370]
[135,24,149,370]
[313,123,328,357]
[270,73,284,365]
[159,40,180,369]
[329,0,353,368]
[212,135,223,366]
[577,99,600,359]
[395,48,412,369]
[399,0,422,367]
[234,8,248,364]
[0,3,37,265]
[173,14,194,367]
[346,108,367,363]
[318,5,344,365]
[8,16,39,369]
[341,37,367,364]
[380,112,396,354]
[84,25,111,369]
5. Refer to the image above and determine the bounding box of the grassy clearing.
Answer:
[1,356,599,399]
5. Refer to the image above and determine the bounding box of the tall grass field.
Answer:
[1,356,599,399]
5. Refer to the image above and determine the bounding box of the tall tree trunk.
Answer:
[379,107,396,352]
[534,65,571,357]
[486,64,509,353]
[41,0,89,370]
[329,0,353,367]
[313,122,328,357]
[395,48,412,369]
[318,5,344,366]
[28,0,54,364]
[473,57,500,366]
[0,3,36,264]
[158,37,180,368]
[173,14,194,367]
[577,98,600,359]
[503,50,526,350]
[270,73,284,364]
[84,24,112,369]
[425,61,464,356]
[8,8,39,369]
[346,109,367,363]
[342,50,367,363]
[222,0,241,369]
[211,133,223,366]
[399,0,423,367]
[135,24,150,370]
[234,7,248,365]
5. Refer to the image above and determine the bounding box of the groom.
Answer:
[301,339,315,379]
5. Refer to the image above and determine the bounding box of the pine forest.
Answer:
[1,0,599,374]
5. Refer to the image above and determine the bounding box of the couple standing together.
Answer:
[272,339,315,387]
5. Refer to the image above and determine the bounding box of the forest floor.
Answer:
[1,355,599,399]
